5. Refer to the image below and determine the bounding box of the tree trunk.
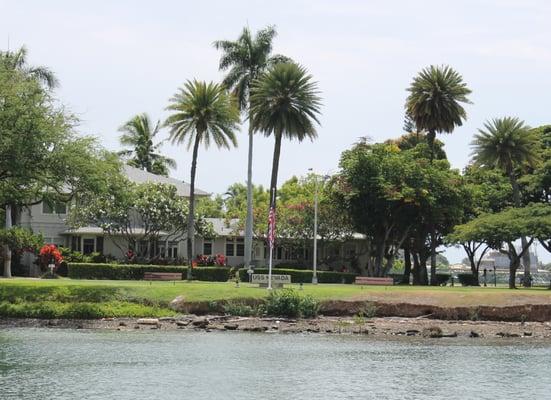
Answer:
[509,172,532,287]
[243,121,254,271]
[186,137,200,281]
[468,256,480,286]
[509,259,518,289]
[429,229,437,285]
[3,204,12,278]
[269,132,283,209]
[412,252,421,285]
[401,246,411,284]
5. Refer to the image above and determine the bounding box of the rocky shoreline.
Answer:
[3,315,551,341]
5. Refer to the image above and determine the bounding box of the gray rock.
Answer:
[422,326,443,338]
[192,318,209,328]
[176,320,190,327]
[169,296,186,312]
[136,318,159,325]
[224,324,239,330]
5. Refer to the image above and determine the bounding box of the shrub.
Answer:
[299,295,320,318]
[195,254,226,266]
[67,263,231,282]
[223,301,257,317]
[435,273,451,286]
[238,268,356,284]
[263,289,320,318]
[264,289,302,317]
[457,273,479,286]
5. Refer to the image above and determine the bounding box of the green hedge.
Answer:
[238,268,356,284]
[457,273,479,286]
[68,263,230,282]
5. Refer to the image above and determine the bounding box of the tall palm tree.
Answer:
[471,117,540,287]
[214,25,290,271]
[0,46,59,89]
[118,113,176,176]
[0,46,57,278]
[250,62,321,218]
[405,64,472,285]
[165,80,240,279]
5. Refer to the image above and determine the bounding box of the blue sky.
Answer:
[2,0,550,262]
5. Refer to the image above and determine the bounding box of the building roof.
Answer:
[206,218,242,237]
[123,165,209,197]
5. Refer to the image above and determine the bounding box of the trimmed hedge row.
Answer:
[67,263,231,282]
[457,273,479,286]
[238,268,356,284]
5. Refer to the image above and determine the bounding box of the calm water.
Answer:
[1,328,550,400]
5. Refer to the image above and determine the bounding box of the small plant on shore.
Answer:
[223,301,257,317]
[263,289,320,318]
[354,312,366,334]
[358,302,378,319]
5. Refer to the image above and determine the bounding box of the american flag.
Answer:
[268,205,276,248]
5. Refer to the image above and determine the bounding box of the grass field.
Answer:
[1,278,550,319]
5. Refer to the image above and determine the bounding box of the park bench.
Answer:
[144,272,182,281]
[355,276,394,286]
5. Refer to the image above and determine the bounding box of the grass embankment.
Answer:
[0,278,550,319]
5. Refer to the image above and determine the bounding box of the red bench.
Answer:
[355,276,394,286]
[144,272,182,281]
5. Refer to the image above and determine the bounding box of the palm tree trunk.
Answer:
[427,128,438,285]
[3,204,12,278]
[509,172,532,287]
[186,137,200,281]
[269,132,283,208]
[243,121,254,270]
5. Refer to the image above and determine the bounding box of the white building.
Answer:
[18,165,365,271]
[480,249,539,272]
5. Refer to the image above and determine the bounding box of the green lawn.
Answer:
[1,278,550,319]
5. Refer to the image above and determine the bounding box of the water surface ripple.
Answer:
[1,328,549,399]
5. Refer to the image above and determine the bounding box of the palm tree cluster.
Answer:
[406,65,541,287]
[160,26,322,278]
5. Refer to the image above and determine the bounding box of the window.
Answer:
[71,236,81,252]
[42,201,66,215]
[83,238,95,255]
[167,241,178,259]
[203,240,213,255]
[226,238,244,257]
[226,240,235,256]
[96,237,104,254]
[236,238,244,257]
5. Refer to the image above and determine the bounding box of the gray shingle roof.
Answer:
[206,218,243,236]
[123,165,209,197]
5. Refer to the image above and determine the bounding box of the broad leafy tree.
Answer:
[165,80,240,279]
[69,181,212,259]
[449,204,551,288]
[118,113,176,176]
[405,64,472,285]
[0,60,114,277]
[471,117,540,286]
[214,26,291,271]
[447,165,513,284]
[250,63,322,212]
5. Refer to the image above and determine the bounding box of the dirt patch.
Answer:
[319,300,551,322]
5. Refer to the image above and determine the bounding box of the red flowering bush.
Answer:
[194,254,227,267]
[38,244,63,271]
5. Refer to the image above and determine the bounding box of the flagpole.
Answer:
[268,188,275,290]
